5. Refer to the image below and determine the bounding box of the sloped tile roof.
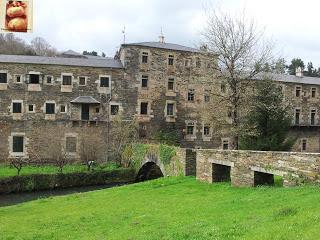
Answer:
[122,42,201,53]
[0,54,123,68]
[70,96,100,104]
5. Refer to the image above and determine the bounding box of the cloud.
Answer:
[9,0,320,66]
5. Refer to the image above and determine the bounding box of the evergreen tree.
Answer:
[307,62,314,76]
[240,80,295,151]
[288,58,305,75]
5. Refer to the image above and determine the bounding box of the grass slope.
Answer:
[1,177,320,240]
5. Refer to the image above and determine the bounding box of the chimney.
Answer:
[296,67,303,77]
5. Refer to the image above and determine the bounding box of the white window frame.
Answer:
[27,104,36,113]
[44,75,54,85]
[44,100,56,115]
[99,75,111,88]
[61,73,73,86]
[13,74,24,84]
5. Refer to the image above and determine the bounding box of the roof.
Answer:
[122,42,201,53]
[70,96,100,104]
[61,50,83,56]
[0,54,123,68]
[256,72,320,86]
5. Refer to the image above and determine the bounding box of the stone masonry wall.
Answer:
[196,149,320,187]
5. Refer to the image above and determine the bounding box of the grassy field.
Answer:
[0,163,119,179]
[1,177,320,240]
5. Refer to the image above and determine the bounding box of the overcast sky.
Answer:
[12,0,320,66]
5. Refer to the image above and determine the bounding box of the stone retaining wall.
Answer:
[195,149,320,187]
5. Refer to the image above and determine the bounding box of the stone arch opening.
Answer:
[212,163,231,182]
[136,162,164,182]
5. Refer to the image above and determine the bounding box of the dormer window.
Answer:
[62,75,72,85]
[29,74,40,84]
[100,76,110,87]
[142,52,149,63]
[0,73,7,83]
[168,55,174,66]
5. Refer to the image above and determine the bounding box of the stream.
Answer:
[0,183,127,207]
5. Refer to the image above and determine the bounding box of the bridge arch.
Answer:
[135,153,165,182]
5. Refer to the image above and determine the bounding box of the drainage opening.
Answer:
[254,171,283,187]
[212,163,231,182]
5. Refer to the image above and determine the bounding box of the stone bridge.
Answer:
[193,149,320,187]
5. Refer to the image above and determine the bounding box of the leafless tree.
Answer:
[109,115,138,166]
[79,128,105,171]
[0,33,35,55]
[31,125,70,173]
[30,37,57,56]
[201,9,274,149]
[7,157,30,175]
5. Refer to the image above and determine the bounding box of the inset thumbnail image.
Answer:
[1,0,33,32]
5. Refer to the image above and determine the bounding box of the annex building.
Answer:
[0,40,319,162]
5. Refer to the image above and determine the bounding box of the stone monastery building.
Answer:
[0,40,319,162]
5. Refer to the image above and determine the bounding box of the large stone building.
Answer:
[0,40,320,162]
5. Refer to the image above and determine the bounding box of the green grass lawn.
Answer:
[0,163,119,179]
[1,177,320,240]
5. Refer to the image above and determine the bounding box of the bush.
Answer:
[0,168,136,194]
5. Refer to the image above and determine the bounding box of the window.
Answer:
[0,73,7,83]
[204,91,210,102]
[168,78,175,91]
[46,76,52,84]
[302,139,307,151]
[12,136,24,153]
[142,52,149,63]
[45,103,55,114]
[60,105,66,113]
[168,55,174,65]
[62,75,72,85]
[188,89,195,102]
[15,75,22,83]
[100,77,109,87]
[221,82,226,93]
[203,126,210,136]
[296,86,301,97]
[222,139,229,150]
[311,87,316,98]
[140,102,148,115]
[311,109,316,125]
[111,105,119,115]
[12,102,22,113]
[187,125,194,135]
[295,109,300,125]
[79,77,86,86]
[28,105,34,112]
[141,75,148,88]
[29,74,40,84]
[95,107,100,113]
[66,136,77,153]
[167,103,174,116]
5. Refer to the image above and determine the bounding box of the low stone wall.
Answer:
[0,168,135,194]
[196,149,320,187]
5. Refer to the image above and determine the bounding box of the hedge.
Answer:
[0,168,136,194]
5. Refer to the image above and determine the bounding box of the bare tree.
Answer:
[0,33,35,55]
[109,115,138,166]
[79,128,105,171]
[201,10,273,149]
[30,37,57,56]
[31,125,70,173]
[7,157,30,175]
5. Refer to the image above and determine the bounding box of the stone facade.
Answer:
[1,41,320,163]
[196,149,320,187]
